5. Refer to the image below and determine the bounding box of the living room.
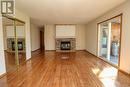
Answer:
[0,0,130,87]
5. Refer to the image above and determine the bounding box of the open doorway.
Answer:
[40,27,45,52]
[98,14,122,66]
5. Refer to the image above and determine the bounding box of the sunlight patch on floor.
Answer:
[92,67,118,87]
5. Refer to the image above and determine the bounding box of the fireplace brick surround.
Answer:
[56,38,76,52]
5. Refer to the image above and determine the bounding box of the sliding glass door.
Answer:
[99,22,109,59]
[98,15,122,66]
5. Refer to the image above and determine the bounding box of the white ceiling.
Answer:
[16,0,126,26]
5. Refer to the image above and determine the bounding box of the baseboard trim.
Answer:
[55,50,86,52]
[119,69,130,76]
[85,50,130,76]
[45,50,56,52]
[31,48,42,58]
[31,48,41,52]
[85,50,118,68]
[76,50,86,51]
[85,50,97,57]
[0,73,6,79]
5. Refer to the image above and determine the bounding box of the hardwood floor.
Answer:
[5,52,26,72]
[0,51,130,87]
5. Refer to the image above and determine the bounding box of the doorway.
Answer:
[40,27,45,51]
[2,15,26,72]
[98,14,122,66]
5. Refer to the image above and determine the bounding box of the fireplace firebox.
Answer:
[56,38,76,52]
[61,41,71,50]
[12,41,24,51]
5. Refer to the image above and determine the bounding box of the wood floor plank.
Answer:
[0,51,130,87]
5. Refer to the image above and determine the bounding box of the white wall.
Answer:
[15,9,31,60]
[0,14,6,75]
[85,1,130,73]
[45,24,56,50]
[56,25,76,38]
[76,24,86,50]
[44,24,86,50]
[3,25,7,50]
[31,24,40,51]
[86,22,97,55]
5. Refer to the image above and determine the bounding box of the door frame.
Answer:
[97,13,123,68]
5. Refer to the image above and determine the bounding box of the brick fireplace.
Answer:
[55,25,76,52]
[56,38,76,52]
[7,38,25,52]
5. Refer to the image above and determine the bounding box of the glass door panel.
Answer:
[99,22,109,59]
[2,16,17,71]
[110,16,121,65]
[98,15,122,66]
[15,20,26,64]
[2,16,26,72]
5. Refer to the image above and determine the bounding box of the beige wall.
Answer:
[44,24,86,50]
[31,24,40,51]
[76,24,86,50]
[3,25,7,50]
[15,9,31,60]
[86,22,97,55]
[56,25,76,38]
[0,13,6,75]
[45,24,56,50]
[85,1,130,73]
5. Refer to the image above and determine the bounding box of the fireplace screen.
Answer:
[12,41,24,51]
[61,41,71,50]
